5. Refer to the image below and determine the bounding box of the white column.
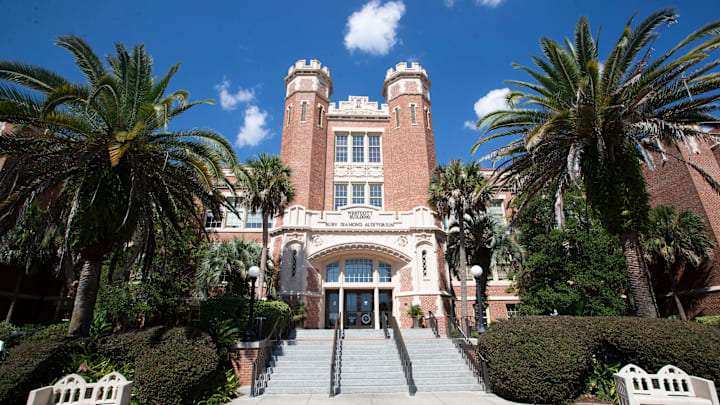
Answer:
[339,287,345,330]
[374,287,380,330]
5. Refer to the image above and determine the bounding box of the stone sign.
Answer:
[325,208,396,228]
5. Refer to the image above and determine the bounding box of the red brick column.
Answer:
[229,341,270,386]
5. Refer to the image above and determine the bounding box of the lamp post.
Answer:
[244,266,261,342]
[471,265,486,334]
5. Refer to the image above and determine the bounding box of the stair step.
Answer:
[264,386,329,394]
[415,383,484,392]
[340,385,409,394]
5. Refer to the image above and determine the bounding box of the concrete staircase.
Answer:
[263,329,334,394]
[340,329,408,394]
[403,328,485,392]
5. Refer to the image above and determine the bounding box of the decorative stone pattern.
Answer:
[328,95,389,117]
[333,163,384,180]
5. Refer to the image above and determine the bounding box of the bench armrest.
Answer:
[116,382,133,405]
[26,387,54,405]
[691,376,719,405]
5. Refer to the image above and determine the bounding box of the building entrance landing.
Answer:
[326,289,392,329]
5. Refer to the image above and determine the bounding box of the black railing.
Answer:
[381,312,390,339]
[446,315,492,392]
[250,316,283,397]
[329,320,342,396]
[390,316,416,396]
[427,311,440,338]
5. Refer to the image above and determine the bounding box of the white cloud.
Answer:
[476,0,504,6]
[344,0,406,56]
[466,88,511,130]
[215,80,254,111]
[236,105,271,147]
[443,0,455,7]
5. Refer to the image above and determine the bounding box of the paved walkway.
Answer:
[229,391,525,405]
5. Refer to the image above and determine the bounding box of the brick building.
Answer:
[643,133,720,318]
[208,60,519,329]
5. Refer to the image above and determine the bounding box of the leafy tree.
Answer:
[0,36,238,336]
[428,160,494,331]
[97,207,209,329]
[643,205,715,320]
[515,186,629,316]
[472,10,720,317]
[446,211,524,311]
[195,238,268,299]
[237,154,295,299]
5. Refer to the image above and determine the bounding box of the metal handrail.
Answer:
[250,316,283,397]
[329,320,342,396]
[390,316,416,396]
[427,311,440,338]
[381,312,390,339]
[446,315,492,392]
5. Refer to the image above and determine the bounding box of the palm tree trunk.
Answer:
[258,213,269,299]
[618,231,659,318]
[68,247,106,337]
[458,211,469,334]
[665,264,687,321]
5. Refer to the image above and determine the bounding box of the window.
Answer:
[335,135,348,162]
[379,262,392,282]
[422,250,428,277]
[495,263,510,281]
[345,258,373,282]
[352,135,364,162]
[506,304,519,318]
[425,107,431,129]
[205,210,222,228]
[286,105,292,127]
[291,250,297,277]
[368,135,381,163]
[394,108,400,128]
[352,184,365,204]
[369,184,383,208]
[410,104,417,125]
[488,200,505,221]
[245,211,262,229]
[327,262,339,282]
[334,184,348,210]
[301,102,307,122]
[318,105,324,127]
[225,200,244,228]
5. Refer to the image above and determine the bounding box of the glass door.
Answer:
[379,290,392,327]
[345,290,374,328]
[326,290,340,328]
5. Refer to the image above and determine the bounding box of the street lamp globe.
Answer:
[470,265,483,279]
[248,266,260,279]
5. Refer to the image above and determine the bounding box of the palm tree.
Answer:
[194,238,262,298]
[643,205,715,320]
[0,36,239,336]
[428,160,494,333]
[472,9,720,317]
[238,154,295,299]
[446,211,524,321]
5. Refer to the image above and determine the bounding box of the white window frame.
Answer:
[300,101,308,123]
[409,103,417,125]
[367,134,382,163]
[317,104,324,128]
[335,133,348,163]
[393,107,400,129]
[424,106,431,129]
[286,104,293,127]
[369,183,383,208]
[334,183,348,210]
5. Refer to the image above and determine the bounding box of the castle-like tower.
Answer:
[274,60,449,329]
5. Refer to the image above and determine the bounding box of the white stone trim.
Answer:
[331,127,385,133]
[394,290,451,297]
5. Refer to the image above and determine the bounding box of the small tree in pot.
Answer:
[408,305,424,328]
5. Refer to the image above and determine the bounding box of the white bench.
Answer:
[615,364,719,405]
[26,372,133,405]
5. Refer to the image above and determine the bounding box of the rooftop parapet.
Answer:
[328,95,389,118]
[384,62,428,82]
[286,59,331,80]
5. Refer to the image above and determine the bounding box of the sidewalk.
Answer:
[229,391,525,405]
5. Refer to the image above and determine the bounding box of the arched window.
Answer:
[291,250,298,277]
[345,258,372,282]
[422,250,428,277]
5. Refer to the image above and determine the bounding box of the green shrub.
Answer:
[478,316,720,404]
[695,315,720,327]
[134,328,221,405]
[0,337,81,405]
[97,326,221,405]
[199,296,291,337]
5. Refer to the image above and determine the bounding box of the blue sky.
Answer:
[2,0,719,166]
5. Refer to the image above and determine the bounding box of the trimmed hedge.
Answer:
[478,316,720,404]
[0,327,219,405]
[0,322,68,349]
[0,337,81,405]
[199,296,291,336]
[98,326,221,405]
